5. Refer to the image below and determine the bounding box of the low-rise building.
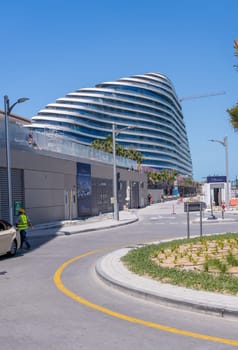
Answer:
[0,113,147,224]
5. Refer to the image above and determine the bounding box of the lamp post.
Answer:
[209,136,229,210]
[112,123,133,221]
[4,95,29,224]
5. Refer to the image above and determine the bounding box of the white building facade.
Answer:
[28,72,193,176]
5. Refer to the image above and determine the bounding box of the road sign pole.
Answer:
[187,206,190,239]
[200,202,203,236]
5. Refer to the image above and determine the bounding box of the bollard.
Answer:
[172,204,176,215]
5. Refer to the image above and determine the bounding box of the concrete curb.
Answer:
[95,248,238,319]
[30,216,139,238]
[60,217,139,235]
[192,218,238,224]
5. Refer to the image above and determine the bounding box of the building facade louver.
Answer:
[29,72,192,175]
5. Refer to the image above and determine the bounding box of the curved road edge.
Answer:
[95,247,238,320]
[30,212,139,238]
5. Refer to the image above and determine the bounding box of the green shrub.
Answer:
[121,233,238,295]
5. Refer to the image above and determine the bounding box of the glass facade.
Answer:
[29,72,192,175]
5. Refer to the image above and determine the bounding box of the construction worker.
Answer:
[16,208,33,250]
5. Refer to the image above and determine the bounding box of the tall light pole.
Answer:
[112,123,118,220]
[112,123,134,221]
[4,96,29,224]
[209,136,229,209]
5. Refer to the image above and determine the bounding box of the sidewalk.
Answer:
[31,210,138,238]
[31,200,238,238]
[30,199,185,238]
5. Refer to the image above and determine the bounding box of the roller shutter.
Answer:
[0,167,24,222]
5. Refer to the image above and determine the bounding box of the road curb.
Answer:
[30,217,139,238]
[95,248,238,320]
[61,217,139,235]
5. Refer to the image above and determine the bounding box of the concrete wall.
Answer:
[0,148,147,224]
[11,150,76,223]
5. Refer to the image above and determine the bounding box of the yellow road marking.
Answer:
[53,251,238,347]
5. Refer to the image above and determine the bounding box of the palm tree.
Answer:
[126,149,143,165]
[91,136,143,163]
[159,170,177,195]
[227,105,238,130]
[91,139,104,150]
[234,40,238,70]
[227,40,238,131]
[147,171,160,186]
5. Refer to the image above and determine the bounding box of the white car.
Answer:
[0,220,21,257]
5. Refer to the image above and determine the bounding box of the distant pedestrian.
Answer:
[16,208,33,249]
[221,202,225,219]
[148,193,152,205]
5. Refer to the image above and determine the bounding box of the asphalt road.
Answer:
[1,204,238,350]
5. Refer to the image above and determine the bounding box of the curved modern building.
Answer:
[29,72,192,175]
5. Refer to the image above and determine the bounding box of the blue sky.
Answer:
[1,0,238,181]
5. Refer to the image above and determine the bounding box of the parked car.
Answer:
[0,220,21,257]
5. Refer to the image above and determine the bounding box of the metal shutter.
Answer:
[0,167,24,222]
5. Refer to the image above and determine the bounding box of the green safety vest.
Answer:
[17,214,29,231]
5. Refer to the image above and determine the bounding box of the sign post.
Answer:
[200,202,203,237]
[184,202,205,238]
[14,201,23,216]
[186,208,190,239]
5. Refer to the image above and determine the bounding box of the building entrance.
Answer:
[213,188,221,206]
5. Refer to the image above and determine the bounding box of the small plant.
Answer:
[218,240,224,250]
[226,252,238,266]
[203,261,209,272]
[171,245,178,253]
[220,262,228,273]
[199,246,203,253]
[151,251,158,259]
[203,259,228,274]
[184,248,189,255]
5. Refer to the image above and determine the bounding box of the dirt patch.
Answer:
[152,238,238,276]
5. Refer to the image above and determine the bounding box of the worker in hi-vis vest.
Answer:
[16,208,33,250]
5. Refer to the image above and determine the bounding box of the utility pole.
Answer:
[112,123,134,220]
[209,136,229,210]
[4,96,29,224]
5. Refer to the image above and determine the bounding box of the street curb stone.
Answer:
[95,248,238,319]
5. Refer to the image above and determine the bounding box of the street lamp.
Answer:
[209,136,229,210]
[4,95,29,224]
[112,123,134,221]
